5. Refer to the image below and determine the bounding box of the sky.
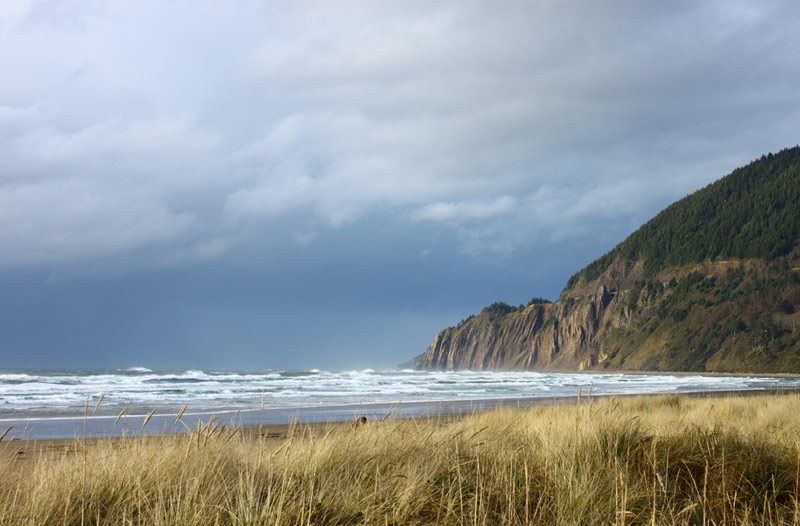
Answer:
[1,0,799,369]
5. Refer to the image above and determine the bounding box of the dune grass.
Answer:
[2,393,800,525]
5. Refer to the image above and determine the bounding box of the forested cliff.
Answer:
[411,147,800,373]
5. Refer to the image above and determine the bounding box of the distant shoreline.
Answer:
[7,386,800,447]
[409,367,800,378]
[4,367,800,440]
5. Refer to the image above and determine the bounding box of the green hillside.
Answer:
[569,146,800,287]
[413,147,800,373]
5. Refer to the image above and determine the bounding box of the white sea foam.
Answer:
[0,368,798,421]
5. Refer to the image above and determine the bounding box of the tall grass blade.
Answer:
[0,426,12,442]
[91,392,105,415]
[114,404,128,426]
[141,408,157,430]
[174,404,188,425]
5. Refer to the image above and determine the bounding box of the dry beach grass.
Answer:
[2,393,800,525]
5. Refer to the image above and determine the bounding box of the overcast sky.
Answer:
[1,0,798,369]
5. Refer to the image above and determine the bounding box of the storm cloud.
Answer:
[1,0,798,366]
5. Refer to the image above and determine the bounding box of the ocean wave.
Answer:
[1,368,799,422]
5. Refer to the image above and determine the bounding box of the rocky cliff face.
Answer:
[413,257,800,373]
[414,263,635,371]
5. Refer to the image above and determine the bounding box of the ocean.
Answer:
[2,367,799,439]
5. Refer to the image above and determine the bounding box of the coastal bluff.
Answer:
[411,147,800,374]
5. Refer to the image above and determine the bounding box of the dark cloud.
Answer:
[0,1,798,366]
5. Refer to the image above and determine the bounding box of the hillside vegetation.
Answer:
[570,146,800,285]
[413,147,800,373]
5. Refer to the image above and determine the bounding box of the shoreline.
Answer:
[5,367,800,419]
[538,368,800,378]
[6,387,799,457]
[4,366,800,440]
